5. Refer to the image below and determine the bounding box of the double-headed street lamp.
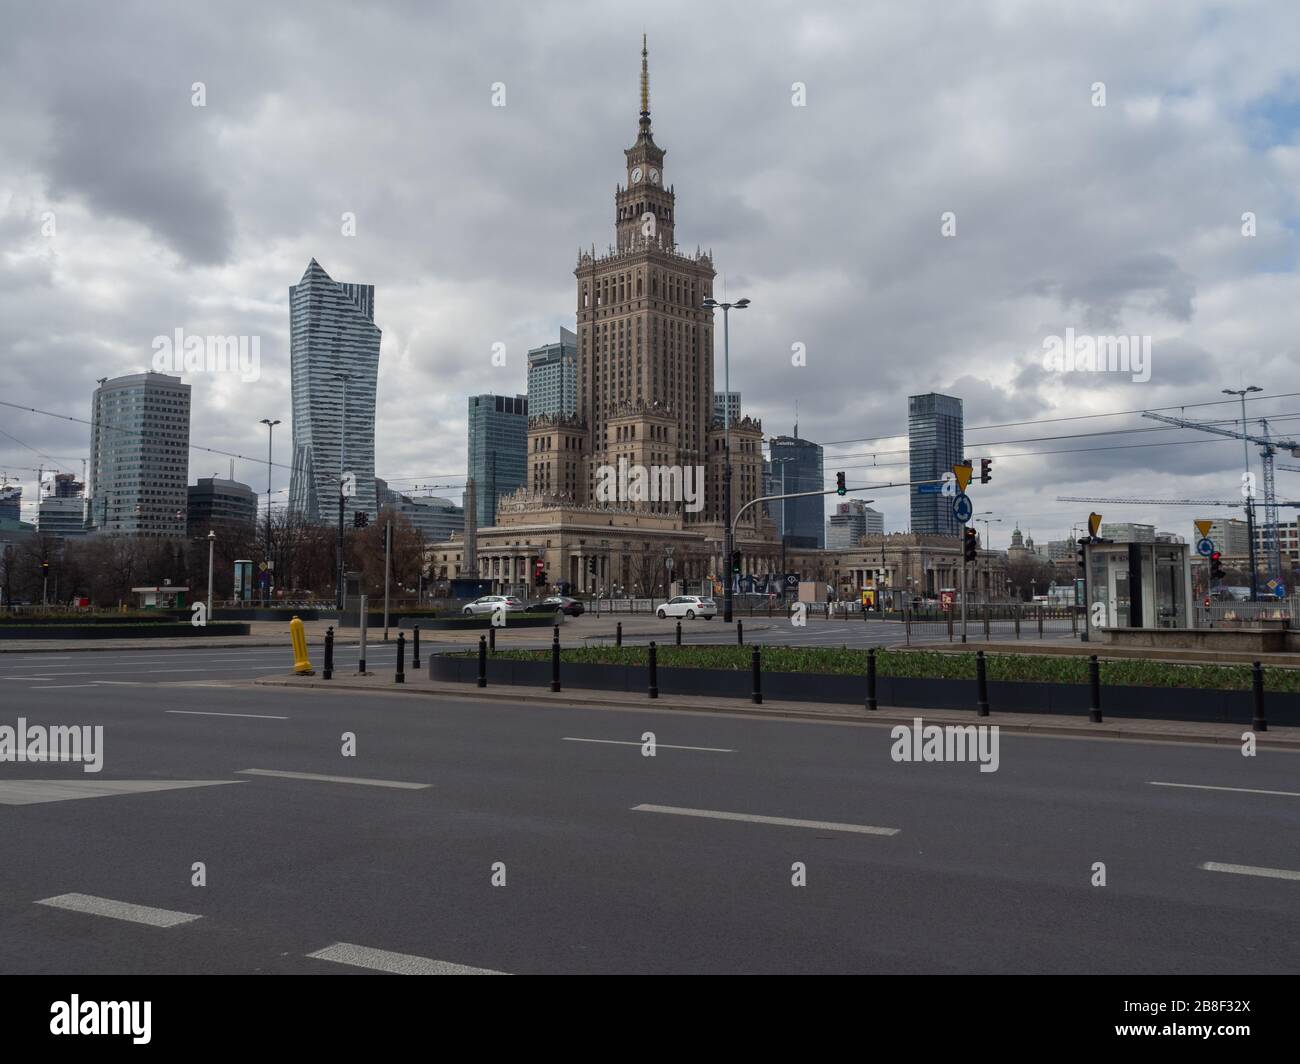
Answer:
[701,295,749,623]
[1223,385,1262,600]
[259,418,280,603]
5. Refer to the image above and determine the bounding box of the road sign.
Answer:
[917,482,943,495]
[1267,578,1278,590]
[951,462,973,493]
[952,493,973,523]
[1088,512,1103,538]
[1194,519,1213,539]
[664,557,674,571]
[1276,584,1287,599]
[1196,537,1214,557]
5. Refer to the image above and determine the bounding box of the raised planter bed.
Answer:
[429,653,1300,727]
[0,622,251,640]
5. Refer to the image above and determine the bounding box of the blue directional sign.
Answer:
[952,492,974,523]
[1196,537,1214,557]
[917,483,943,495]
[1276,583,1287,599]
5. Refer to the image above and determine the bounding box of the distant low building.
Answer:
[187,478,257,536]
[377,479,464,542]
[826,500,883,548]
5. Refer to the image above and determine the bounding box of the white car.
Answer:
[462,595,525,616]
[656,595,716,620]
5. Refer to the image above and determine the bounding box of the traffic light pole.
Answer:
[960,533,968,643]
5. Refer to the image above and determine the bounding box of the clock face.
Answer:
[630,166,643,184]
[649,168,660,184]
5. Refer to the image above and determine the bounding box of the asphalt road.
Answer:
[0,669,1296,974]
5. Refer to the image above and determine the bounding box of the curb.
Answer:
[252,676,1300,749]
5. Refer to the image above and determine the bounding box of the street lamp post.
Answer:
[1223,386,1263,600]
[206,530,215,618]
[333,372,352,610]
[701,295,749,623]
[259,418,280,603]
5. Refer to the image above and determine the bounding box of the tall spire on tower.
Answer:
[639,34,651,135]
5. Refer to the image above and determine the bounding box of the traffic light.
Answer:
[963,527,978,562]
[979,458,992,484]
[41,560,49,577]
[1076,537,1088,571]
[835,471,846,496]
[588,556,598,576]
[731,550,742,574]
[1210,551,1225,582]
[353,511,369,528]
[533,558,546,586]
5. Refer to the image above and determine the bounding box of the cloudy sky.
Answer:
[3,0,1299,545]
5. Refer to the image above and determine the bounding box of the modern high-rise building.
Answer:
[713,391,741,425]
[286,259,381,525]
[1208,517,1252,557]
[38,475,88,538]
[908,392,964,536]
[527,328,578,418]
[468,394,529,528]
[0,486,20,523]
[88,372,191,536]
[769,435,825,548]
[187,477,257,536]
[826,499,883,548]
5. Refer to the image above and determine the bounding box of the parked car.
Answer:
[462,595,525,616]
[542,595,585,616]
[656,595,716,620]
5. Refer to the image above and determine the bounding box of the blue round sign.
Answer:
[1196,537,1214,557]
[952,493,974,523]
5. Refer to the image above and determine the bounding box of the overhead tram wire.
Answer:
[813,390,1300,449]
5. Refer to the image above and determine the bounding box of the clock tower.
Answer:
[575,35,717,522]
[616,36,674,252]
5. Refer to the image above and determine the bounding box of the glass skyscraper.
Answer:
[769,435,825,548]
[88,372,191,536]
[467,394,529,528]
[287,259,381,524]
[526,328,578,417]
[908,392,964,535]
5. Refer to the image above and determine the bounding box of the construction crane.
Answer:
[1142,410,1300,588]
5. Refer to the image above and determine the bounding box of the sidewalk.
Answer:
[253,670,1300,750]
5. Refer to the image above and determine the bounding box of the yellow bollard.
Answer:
[290,615,314,675]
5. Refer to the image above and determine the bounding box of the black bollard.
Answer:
[489,624,496,652]
[477,635,487,687]
[412,624,421,670]
[751,645,762,705]
[675,621,682,646]
[1088,654,1102,723]
[323,626,334,681]
[1252,661,1268,732]
[976,650,989,717]
[551,629,561,692]
[616,621,623,647]
[395,633,406,684]
[648,641,658,699]
[866,647,878,711]
[737,620,744,645]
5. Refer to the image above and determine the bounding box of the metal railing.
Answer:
[1196,599,1299,629]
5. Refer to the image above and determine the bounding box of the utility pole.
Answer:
[383,519,392,641]
[334,372,352,611]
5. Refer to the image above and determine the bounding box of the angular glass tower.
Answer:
[287,259,381,524]
[467,394,529,528]
[908,392,964,535]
